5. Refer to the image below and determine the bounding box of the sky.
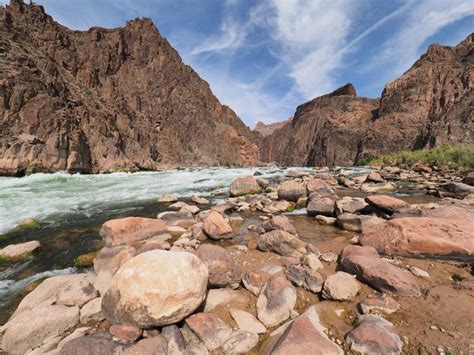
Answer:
[2,0,473,127]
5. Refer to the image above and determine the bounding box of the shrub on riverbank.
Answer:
[359,144,474,169]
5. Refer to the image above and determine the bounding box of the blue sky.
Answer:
[2,0,473,127]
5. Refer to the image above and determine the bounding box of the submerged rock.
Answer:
[102,250,208,327]
[0,240,40,259]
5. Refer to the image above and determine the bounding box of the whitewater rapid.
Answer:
[0,167,297,233]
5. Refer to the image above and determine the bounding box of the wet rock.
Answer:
[307,196,335,217]
[230,308,267,334]
[346,315,402,355]
[195,244,242,289]
[287,264,324,293]
[162,325,186,355]
[361,212,474,262]
[202,211,233,239]
[158,194,178,203]
[80,297,104,324]
[262,305,343,355]
[123,335,168,355]
[58,332,121,355]
[315,215,337,225]
[277,181,307,202]
[258,230,307,259]
[462,172,474,186]
[192,195,210,205]
[157,211,195,228]
[262,215,298,235]
[169,201,188,210]
[228,214,244,229]
[365,171,385,183]
[337,213,385,233]
[222,330,259,354]
[180,204,200,214]
[358,294,400,315]
[204,288,249,312]
[185,313,233,351]
[336,197,368,214]
[109,324,142,342]
[242,271,269,296]
[2,305,79,355]
[11,273,96,318]
[361,182,395,193]
[391,206,422,218]
[341,245,421,296]
[0,240,40,259]
[365,195,409,214]
[257,273,297,327]
[229,176,262,197]
[322,271,360,301]
[102,250,208,327]
[439,181,474,198]
[100,217,167,247]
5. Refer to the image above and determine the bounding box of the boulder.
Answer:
[230,308,267,334]
[262,306,343,355]
[361,182,395,193]
[287,264,323,293]
[306,196,335,217]
[346,315,402,355]
[100,217,167,247]
[0,240,40,259]
[229,176,262,196]
[222,331,259,354]
[11,273,97,318]
[322,271,360,301]
[202,211,233,239]
[361,214,474,262]
[58,332,121,355]
[102,250,208,327]
[80,297,104,324]
[364,195,408,214]
[358,294,400,315]
[180,204,200,214]
[439,181,474,198]
[258,230,307,259]
[2,305,79,355]
[340,245,421,297]
[306,179,336,197]
[109,324,142,342]
[123,335,168,355]
[335,197,368,214]
[169,201,187,210]
[337,213,385,233]
[277,181,307,202]
[365,171,385,183]
[257,274,296,327]
[262,215,298,235]
[185,313,233,351]
[462,172,474,186]
[191,195,210,205]
[158,194,177,203]
[195,244,242,289]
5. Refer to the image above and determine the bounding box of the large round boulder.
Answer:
[102,250,208,327]
[229,176,262,196]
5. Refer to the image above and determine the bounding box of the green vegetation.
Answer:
[359,144,474,169]
[74,251,99,268]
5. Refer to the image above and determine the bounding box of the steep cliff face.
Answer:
[254,119,292,137]
[0,0,259,175]
[363,33,473,158]
[262,34,473,166]
[261,84,379,166]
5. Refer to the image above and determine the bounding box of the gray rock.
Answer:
[287,264,323,293]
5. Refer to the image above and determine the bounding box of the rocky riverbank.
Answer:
[0,165,473,354]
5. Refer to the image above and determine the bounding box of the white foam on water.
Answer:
[0,167,316,233]
[0,267,77,304]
